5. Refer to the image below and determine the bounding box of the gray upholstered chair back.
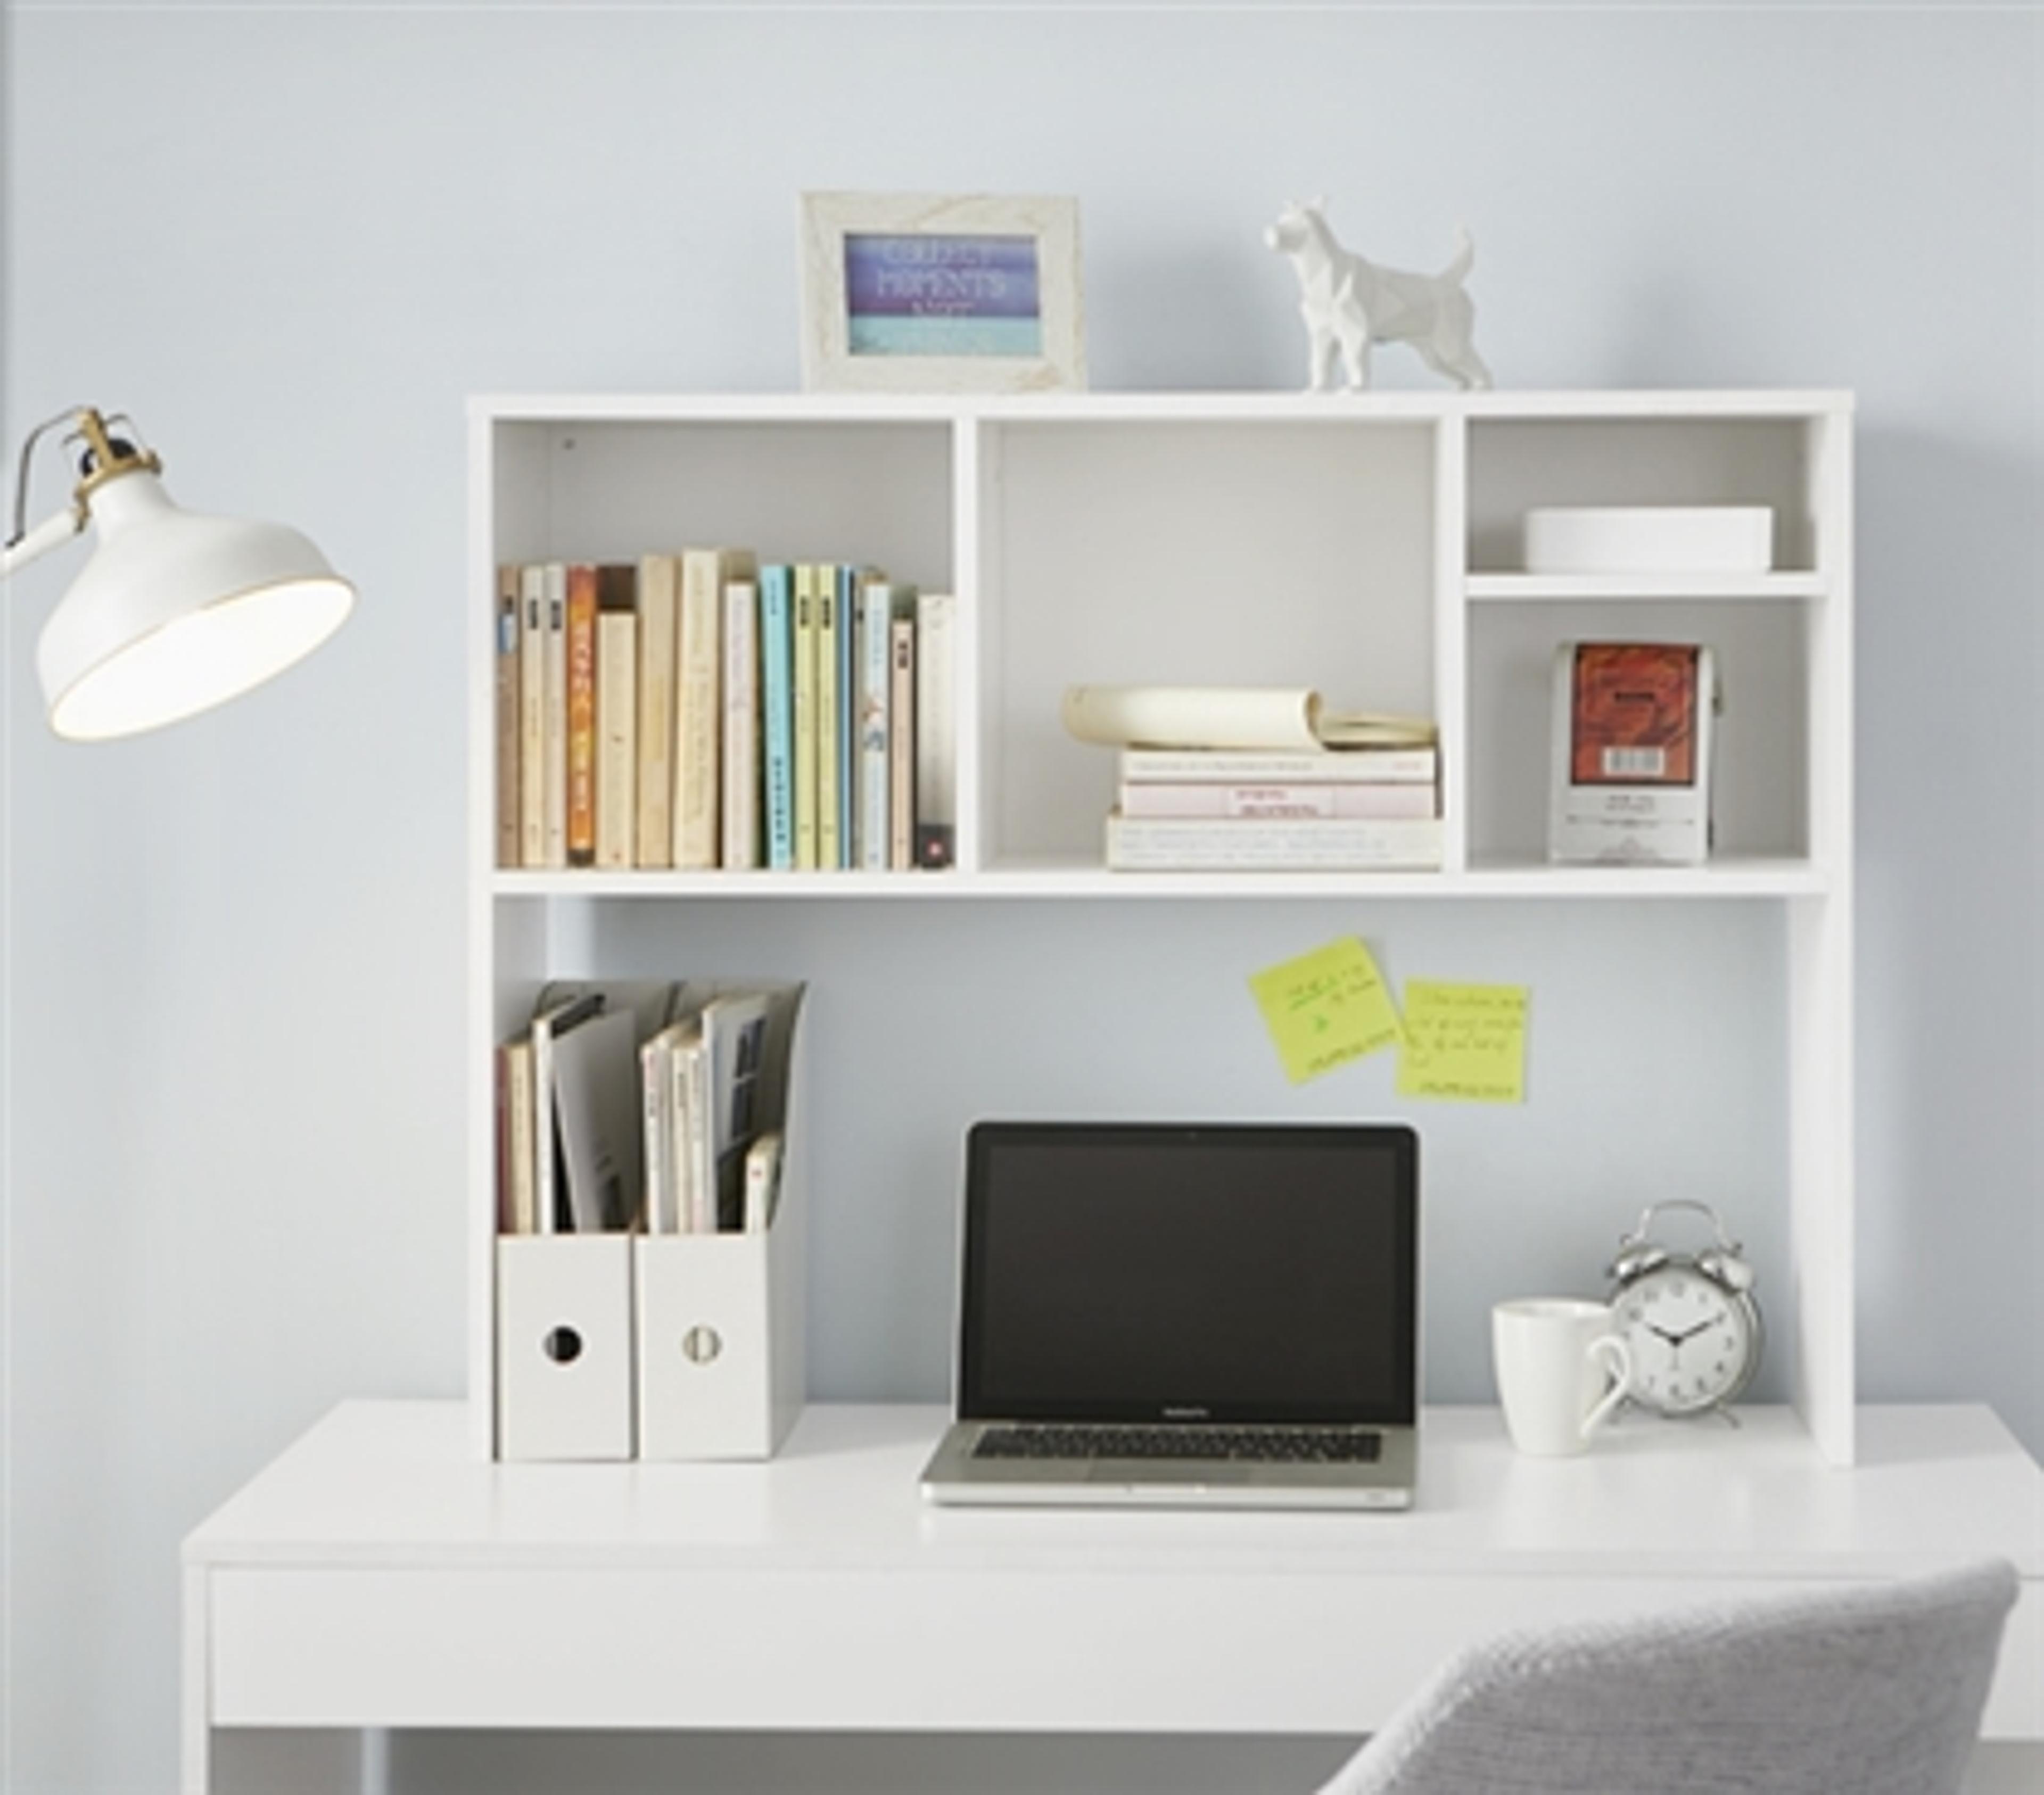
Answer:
[1316,1558,2018,1795]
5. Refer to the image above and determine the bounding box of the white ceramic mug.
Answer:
[1492,1298,1634,1457]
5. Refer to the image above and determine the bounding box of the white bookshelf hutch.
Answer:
[175,389,2044,1793]
[467,387,1854,1461]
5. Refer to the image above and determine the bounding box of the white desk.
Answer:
[183,1401,2044,1794]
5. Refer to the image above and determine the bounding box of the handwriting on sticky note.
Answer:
[1397,980,1528,1104]
[1249,938,1403,1084]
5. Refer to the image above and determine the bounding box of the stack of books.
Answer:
[495,555,957,874]
[1062,685,1442,872]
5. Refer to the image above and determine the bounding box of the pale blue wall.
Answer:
[5,6,2039,1790]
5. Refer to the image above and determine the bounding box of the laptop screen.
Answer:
[958,1122,1417,1427]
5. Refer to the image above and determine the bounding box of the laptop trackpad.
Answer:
[1087,1461,1252,1486]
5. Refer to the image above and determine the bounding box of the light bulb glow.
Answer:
[47,575,353,740]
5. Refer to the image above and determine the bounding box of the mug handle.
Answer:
[1581,1334,1633,1438]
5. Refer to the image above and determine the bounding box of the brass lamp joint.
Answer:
[71,408,162,512]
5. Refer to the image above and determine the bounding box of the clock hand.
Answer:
[1649,1325,1687,1347]
[1672,1318,1721,1345]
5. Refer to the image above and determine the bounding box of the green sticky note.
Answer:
[1249,938,1403,1084]
[1397,980,1528,1103]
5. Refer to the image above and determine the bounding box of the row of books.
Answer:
[496,980,797,1238]
[494,554,957,873]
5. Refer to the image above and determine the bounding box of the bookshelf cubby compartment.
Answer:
[471,390,1855,1463]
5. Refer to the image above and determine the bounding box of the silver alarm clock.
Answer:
[1605,1200,1763,1419]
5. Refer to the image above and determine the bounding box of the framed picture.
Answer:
[800,192,1086,393]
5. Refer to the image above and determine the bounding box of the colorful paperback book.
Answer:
[564,564,601,867]
[793,565,820,871]
[497,1035,535,1236]
[722,579,761,868]
[914,591,957,869]
[633,552,679,868]
[1550,641,1714,865]
[494,565,521,869]
[815,570,842,870]
[542,561,568,868]
[594,583,637,870]
[759,566,796,871]
[856,581,903,871]
[518,564,547,868]
[835,566,862,867]
[888,612,916,870]
[676,549,752,871]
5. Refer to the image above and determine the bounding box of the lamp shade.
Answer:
[35,465,354,740]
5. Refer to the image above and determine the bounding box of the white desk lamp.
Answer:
[1,406,353,739]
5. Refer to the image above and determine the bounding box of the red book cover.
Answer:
[1568,643,1700,787]
[565,564,600,865]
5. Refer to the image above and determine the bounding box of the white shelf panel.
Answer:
[473,389,1853,427]
[493,857,1829,901]
[1467,573,1828,603]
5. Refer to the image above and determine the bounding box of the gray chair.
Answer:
[1316,1558,2018,1795]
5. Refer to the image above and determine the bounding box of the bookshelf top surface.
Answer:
[473,389,1855,428]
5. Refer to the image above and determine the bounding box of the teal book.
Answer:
[760,565,796,871]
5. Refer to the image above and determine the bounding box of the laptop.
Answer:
[919,1121,1419,1510]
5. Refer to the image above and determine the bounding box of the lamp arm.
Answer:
[0,505,87,581]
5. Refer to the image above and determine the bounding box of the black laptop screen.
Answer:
[958,1123,1417,1426]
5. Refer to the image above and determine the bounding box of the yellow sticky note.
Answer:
[1249,938,1403,1084]
[1397,980,1528,1103]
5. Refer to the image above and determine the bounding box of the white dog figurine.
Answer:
[1265,198,1491,392]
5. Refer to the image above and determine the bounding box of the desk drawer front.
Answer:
[207,1566,2042,1738]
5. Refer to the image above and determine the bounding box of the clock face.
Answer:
[1613,1263,1758,1416]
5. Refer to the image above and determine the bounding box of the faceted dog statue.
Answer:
[1265,199,1491,392]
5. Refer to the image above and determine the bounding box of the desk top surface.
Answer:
[184,1402,2043,1583]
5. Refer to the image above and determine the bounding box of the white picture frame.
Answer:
[799,192,1086,394]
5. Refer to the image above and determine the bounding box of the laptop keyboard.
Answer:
[972,1424,1382,1465]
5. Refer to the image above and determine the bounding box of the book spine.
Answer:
[531,1021,556,1235]
[640,1034,673,1235]
[793,565,819,870]
[816,572,842,870]
[888,613,916,871]
[674,1038,707,1235]
[722,580,761,869]
[673,550,724,871]
[518,565,548,867]
[498,1037,537,1235]
[743,1131,784,1233]
[837,566,858,867]
[1117,746,1439,783]
[914,591,956,869]
[1103,813,1443,871]
[542,562,568,868]
[1118,780,1438,820]
[760,566,796,871]
[495,565,521,868]
[669,1036,712,1235]
[633,553,679,868]
[595,602,637,869]
[856,583,893,872]
[565,564,600,867]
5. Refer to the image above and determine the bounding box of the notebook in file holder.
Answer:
[919,1121,1419,1510]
